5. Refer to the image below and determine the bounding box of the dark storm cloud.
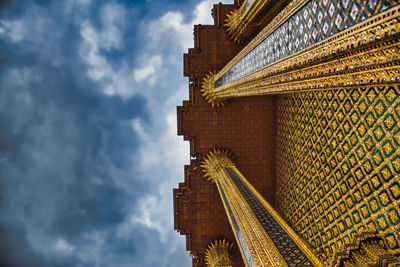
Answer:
[0,1,158,266]
[0,223,44,267]
[0,0,195,264]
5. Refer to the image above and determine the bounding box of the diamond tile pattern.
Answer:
[216,0,398,86]
[276,86,400,257]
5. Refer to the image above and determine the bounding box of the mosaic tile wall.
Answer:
[276,86,400,257]
[216,0,398,86]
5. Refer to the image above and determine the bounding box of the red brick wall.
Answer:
[174,3,276,266]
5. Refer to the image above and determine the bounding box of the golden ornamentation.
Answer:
[276,85,400,260]
[201,72,227,108]
[215,44,400,97]
[210,7,400,100]
[205,239,234,267]
[202,149,322,266]
[216,166,287,266]
[223,0,297,43]
[328,231,400,267]
[224,8,245,43]
[202,149,287,266]
[201,149,234,181]
[222,0,308,56]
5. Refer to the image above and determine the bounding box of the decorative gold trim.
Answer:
[202,149,288,266]
[224,0,270,43]
[215,68,400,97]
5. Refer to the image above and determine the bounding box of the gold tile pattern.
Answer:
[276,86,400,258]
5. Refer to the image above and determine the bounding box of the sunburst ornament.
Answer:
[205,239,234,267]
[201,71,227,108]
[201,149,234,183]
[224,8,245,43]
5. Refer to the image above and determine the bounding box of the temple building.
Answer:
[173,0,400,266]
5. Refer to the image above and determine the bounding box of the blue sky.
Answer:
[0,0,229,266]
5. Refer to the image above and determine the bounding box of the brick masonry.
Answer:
[174,2,277,266]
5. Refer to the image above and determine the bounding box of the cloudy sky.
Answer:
[0,0,228,266]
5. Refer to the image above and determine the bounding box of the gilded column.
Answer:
[201,1,400,107]
[201,149,322,267]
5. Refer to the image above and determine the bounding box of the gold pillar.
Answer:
[202,4,400,107]
[205,239,234,267]
[201,149,322,267]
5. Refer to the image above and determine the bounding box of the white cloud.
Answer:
[80,20,113,81]
[131,105,189,173]
[129,195,167,241]
[100,3,125,50]
[77,0,231,98]
[79,4,137,98]
[192,0,221,24]
[122,0,233,249]
[0,20,25,42]
[55,238,75,253]
[147,0,230,51]
[64,0,91,14]
[147,11,192,51]
[131,118,147,140]
[133,55,163,84]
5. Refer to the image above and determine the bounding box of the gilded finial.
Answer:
[201,71,227,108]
[205,239,234,267]
[201,149,234,182]
[224,8,244,43]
